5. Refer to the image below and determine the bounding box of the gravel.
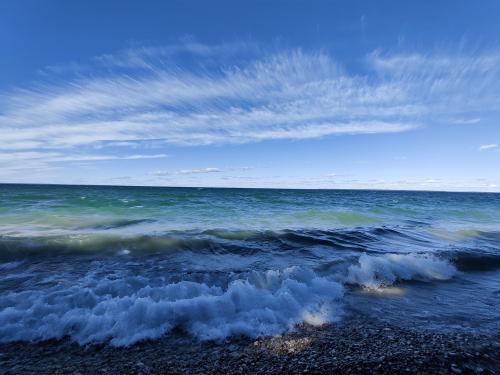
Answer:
[1,313,498,374]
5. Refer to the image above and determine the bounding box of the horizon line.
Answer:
[0,182,498,195]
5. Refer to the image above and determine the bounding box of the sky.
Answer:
[1,0,499,191]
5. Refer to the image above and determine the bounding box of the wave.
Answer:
[449,251,500,272]
[0,250,467,346]
[0,226,429,259]
[0,267,343,346]
[0,260,24,271]
[0,233,232,258]
[291,209,380,225]
[81,218,157,230]
[1,227,498,280]
[346,253,457,289]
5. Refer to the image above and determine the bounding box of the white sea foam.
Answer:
[0,254,460,346]
[346,253,457,289]
[0,267,343,346]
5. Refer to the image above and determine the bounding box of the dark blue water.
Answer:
[0,184,499,346]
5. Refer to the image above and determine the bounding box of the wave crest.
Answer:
[346,253,457,289]
[0,267,343,346]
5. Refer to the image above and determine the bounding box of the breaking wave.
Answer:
[1,186,499,346]
[0,267,343,346]
[346,253,457,289]
[0,251,463,346]
[0,225,497,347]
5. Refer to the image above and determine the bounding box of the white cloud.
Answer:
[151,166,254,178]
[0,151,168,176]
[177,167,221,175]
[93,40,257,70]
[2,43,500,186]
[367,50,500,113]
[0,152,167,163]
[151,170,170,177]
[138,175,500,193]
[0,48,426,154]
[479,144,498,151]
[450,117,481,125]
[227,166,253,172]
[58,154,168,161]
[3,47,496,153]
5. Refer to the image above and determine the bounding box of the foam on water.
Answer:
[0,266,343,346]
[346,253,457,289]
[0,253,462,346]
[0,185,498,345]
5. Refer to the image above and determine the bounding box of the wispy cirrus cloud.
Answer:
[143,174,500,192]
[151,166,255,178]
[450,117,481,125]
[177,167,221,175]
[0,46,420,153]
[1,50,420,150]
[2,42,500,183]
[152,167,221,177]
[5,49,499,143]
[479,144,498,151]
[0,151,168,175]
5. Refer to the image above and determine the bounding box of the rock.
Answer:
[451,364,462,374]
[1,316,497,375]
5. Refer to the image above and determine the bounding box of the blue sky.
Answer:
[1,0,499,191]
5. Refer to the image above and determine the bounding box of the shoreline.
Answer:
[1,312,498,374]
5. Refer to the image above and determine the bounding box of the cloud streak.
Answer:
[479,144,498,151]
[1,42,500,186]
[1,47,425,153]
[177,167,221,175]
[0,152,168,175]
[4,46,498,151]
[152,167,222,177]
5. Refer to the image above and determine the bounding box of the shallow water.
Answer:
[0,184,499,345]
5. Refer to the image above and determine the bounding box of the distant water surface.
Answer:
[0,184,499,346]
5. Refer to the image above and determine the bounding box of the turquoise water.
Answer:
[0,184,499,345]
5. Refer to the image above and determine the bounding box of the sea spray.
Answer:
[1,185,499,344]
[0,266,343,346]
[346,253,457,289]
